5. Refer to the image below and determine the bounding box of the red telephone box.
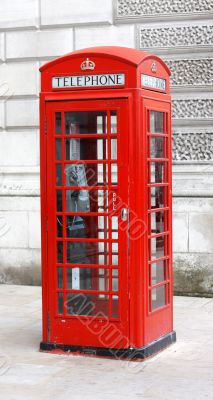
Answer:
[39,46,176,359]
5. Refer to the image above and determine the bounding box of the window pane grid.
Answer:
[147,109,170,313]
[54,109,120,319]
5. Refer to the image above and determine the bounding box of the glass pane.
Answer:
[151,236,165,260]
[150,162,165,183]
[65,189,108,213]
[152,285,166,310]
[66,268,109,291]
[110,111,117,133]
[56,139,62,160]
[112,242,118,253]
[65,163,108,187]
[112,255,118,265]
[111,164,118,185]
[65,111,107,134]
[112,216,118,239]
[150,137,165,158]
[150,111,164,133]
[66,216,108,239]
[66,241,109,265]
[151,261,165,285]
[57,292,63,314]
[56,190,62,211]
[66,293,109,317]
[112,269,118,292]
[55,112,61,134]
[57,216,63,237]
[150,186,166,209]
[111,139,117,160]
[57,267,63,288]
[112,295,119,318]
[56,165,62,186]
[57,242,63,263]
[65,138,108,161]
[150,211,166,234]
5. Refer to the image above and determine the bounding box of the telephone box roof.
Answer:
[40,46,170,75]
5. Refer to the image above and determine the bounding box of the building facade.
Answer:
[0,0,212,296]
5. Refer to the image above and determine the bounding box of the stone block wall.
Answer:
[0,0,212,295]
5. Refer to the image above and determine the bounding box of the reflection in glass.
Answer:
[150,111,164,133]
[112,254,118,266]
[56,190,62,211]
[66,241,109,265]
[150,211,166,234]
[111,139,117,160]
[66,268,109,291]
[65,138,108,161]
[110,111,117,133]
[66,293,109,316]
[152,285,166,310]
[150,137,165,158]
[111,164,118,185]
[57,242,63,263]
[56,139,62,160]
[112,269,118,292]
[65,111,107,135]
[150,162,165,183]
[57,267,63,288]
[56,165,62,186]
[112,295,119,318]
[151,236,165,260]
[112,216,118,239]
[151,261,165,285]
[57,216,63,237]
[57,292,63,314]
[150,186,166,209]
[55,112,61,134]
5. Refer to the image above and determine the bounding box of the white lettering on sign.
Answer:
[52,73,125,89]
[141,74,166,91]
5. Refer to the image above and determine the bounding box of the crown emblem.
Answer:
[80,58,95,71]
[151,62,157,73]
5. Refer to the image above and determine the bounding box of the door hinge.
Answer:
[44,118,48,135]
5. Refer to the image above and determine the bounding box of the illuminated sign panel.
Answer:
[52,73,125,89]
[141,74,166,91]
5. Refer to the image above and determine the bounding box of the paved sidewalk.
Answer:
[0,285,212,400]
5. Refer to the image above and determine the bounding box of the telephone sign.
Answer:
[52,73,125,89]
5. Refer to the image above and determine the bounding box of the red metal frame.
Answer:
[40,46,173,352]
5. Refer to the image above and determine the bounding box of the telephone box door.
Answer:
[45,98,130,348]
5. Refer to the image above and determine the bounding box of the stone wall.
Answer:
[0,0,212,295]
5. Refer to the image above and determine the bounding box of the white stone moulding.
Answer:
[137,24,213,55]
[172,99,213,119]
[0,0,39,30]
[0,167,40,196]
[6,30,74,60]
[173,131,213,162]
[41,0,113,27]
[115,0,213,22]
[166,58,213,88]
[172,164,213,197]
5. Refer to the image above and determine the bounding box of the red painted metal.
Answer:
[40,46,173,352]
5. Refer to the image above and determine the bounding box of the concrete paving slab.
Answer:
[0,285,212,400]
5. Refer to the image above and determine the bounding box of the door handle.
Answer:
[121,208,128,221]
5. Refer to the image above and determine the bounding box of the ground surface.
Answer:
[0,285,212,400]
